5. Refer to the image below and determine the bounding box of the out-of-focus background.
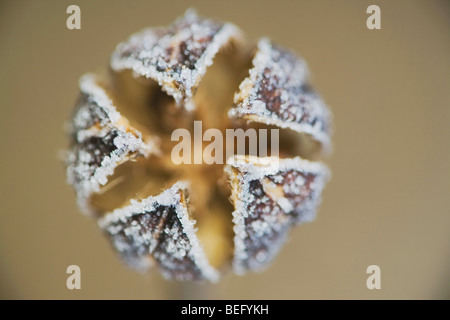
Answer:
[0,0,449,299]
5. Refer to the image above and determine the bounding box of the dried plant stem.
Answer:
[167,281,220,300]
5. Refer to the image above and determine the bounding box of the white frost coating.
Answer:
[229,38,332,153]
[227,155,329,182]
[66,74,159,216]
[98,182,220,282]
[276,197,294,213]
[98,181,188,227]
[225,155,330,274]
[110,9,243,111]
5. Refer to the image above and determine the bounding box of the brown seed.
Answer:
[225,156,330,274]
[110,9,244,111]
[98,182,220,282]
[230,38,332,155]
[66,74,160,216]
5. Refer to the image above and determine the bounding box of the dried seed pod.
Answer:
[225,156,330,274]
[65,9,332,281]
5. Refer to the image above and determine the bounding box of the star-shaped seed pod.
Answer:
[65,9,332,282]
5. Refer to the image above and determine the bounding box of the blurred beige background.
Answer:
[0,0,449,299]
